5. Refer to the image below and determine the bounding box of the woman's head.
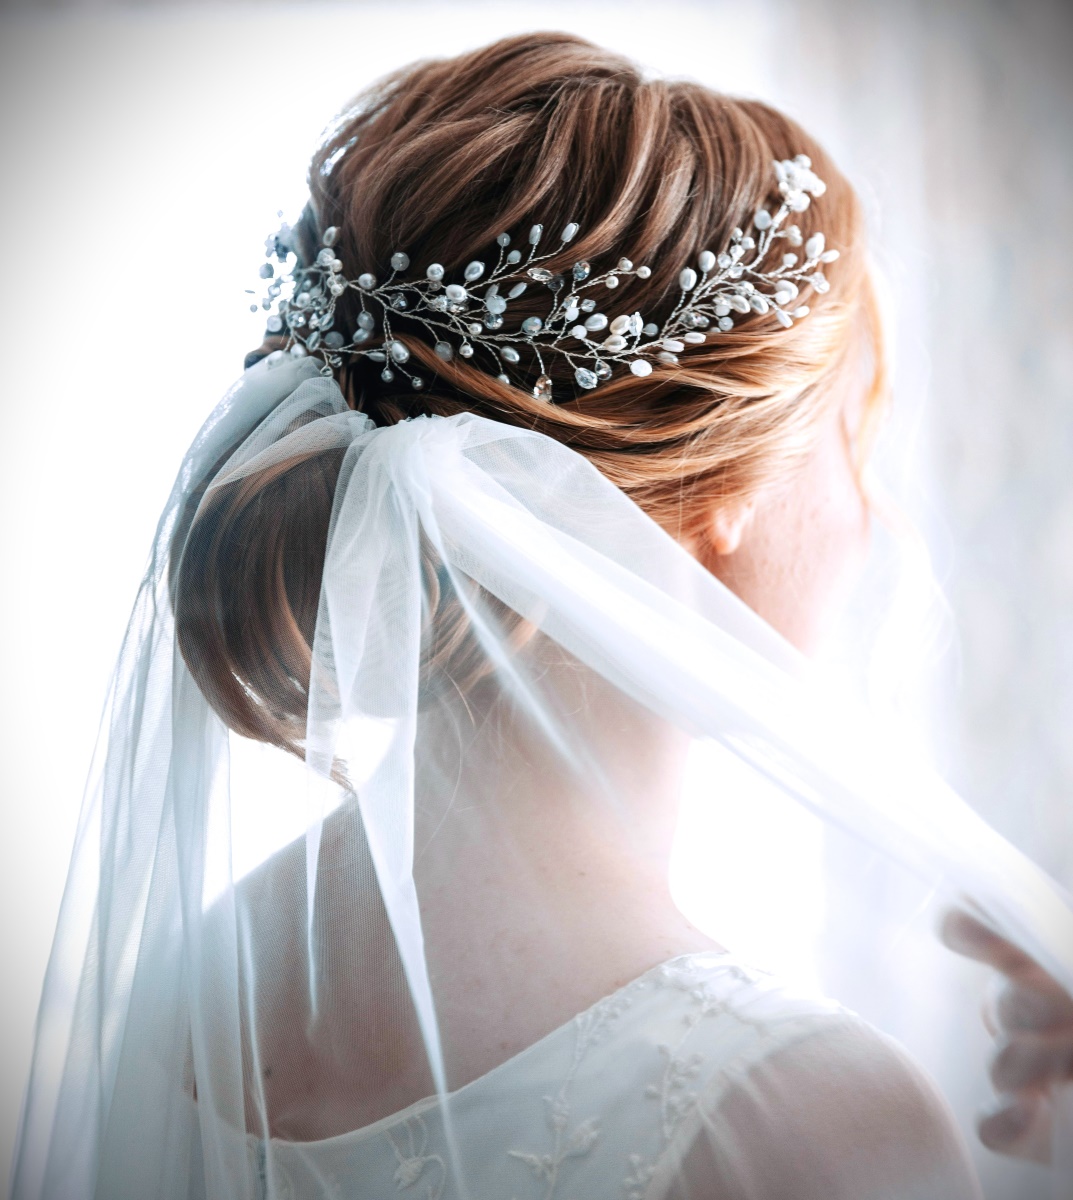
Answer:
[180,33,887,756]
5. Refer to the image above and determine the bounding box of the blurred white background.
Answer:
[0,1,1070,1196]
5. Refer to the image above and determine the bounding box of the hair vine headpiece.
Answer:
[250,155,838,404]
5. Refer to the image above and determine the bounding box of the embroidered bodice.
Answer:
[185,951,978,1200]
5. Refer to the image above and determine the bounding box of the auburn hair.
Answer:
[174,32,888,761]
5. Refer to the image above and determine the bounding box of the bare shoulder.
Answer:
[666,1013,982,1200]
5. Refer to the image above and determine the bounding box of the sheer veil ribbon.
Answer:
[12,353,1073,1199]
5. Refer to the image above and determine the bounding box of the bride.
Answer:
[12,31,1073,1200]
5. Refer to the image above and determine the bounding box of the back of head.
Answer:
[175,32,885,759]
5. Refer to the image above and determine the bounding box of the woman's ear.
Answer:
[707,500,757,557]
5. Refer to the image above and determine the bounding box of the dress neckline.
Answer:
[245,949,739,1151]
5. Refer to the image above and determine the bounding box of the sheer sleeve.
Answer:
[659,1015,982,1200]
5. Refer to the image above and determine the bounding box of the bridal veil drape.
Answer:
[10,352,1072,1198]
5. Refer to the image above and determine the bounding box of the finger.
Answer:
[977,1091,1052,1165]
[990,1032,1073,1092]
[995,979,1073,1033]
[940,909,1036,975]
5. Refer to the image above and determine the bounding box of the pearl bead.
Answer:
[412,377,424,390]
[679,268,697,291]
[661,338,685,352]
[571,325,588,340]
[528,224,543,245]
[426,263,445,281]
[508,282,527,299]
[642,323,659,337]
[753,210,772,230]
[521,316,543,335]
[464,261,485,282]
[635,265,651,279]
[603,334,627,351]
[698,250,715,273]
[564,306,579,323]
[467,322,482,335]
[389,340,410,363]
[718,316,733,332]
[357,273,377,290]
[683,331,706,343]
[610,315,631,335]
[506,250,522,264]
[496,373,510,384]
[775,309,793,327]
[445,284,467,302]
[629,359,653,377]
[496,232,511,247]
[390,251,410,271]
[561,222,579,242]
[605,276,619,288]
[459,344,474,358]
[357,311,376,330]
[322,226,339,247]
[380,367,394,382]
[584,312,608,332]
[617,257,633,271]
[486,295,507,315]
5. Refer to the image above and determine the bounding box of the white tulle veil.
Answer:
[11,350,1073,1199]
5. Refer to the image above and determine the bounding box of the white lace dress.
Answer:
[191,952,981,1200]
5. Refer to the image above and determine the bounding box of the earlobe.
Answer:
[708,501,756,557]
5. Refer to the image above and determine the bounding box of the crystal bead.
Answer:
[307,330,322,350]
[496,373,510,384]
[662,338,685,352]
[322,226,339,247]
[522,316,543,335]
[548,275,565,292]
[610,315,631,334]
[496,232,511,247]
[572,260,591,281]
[528,224,543,245]
[507,250,522,264]
[266,315,283,333]
[324,331,345,348]
[603,334,627,351]
[429,295,448,311]
[389,340,411,363]
[486,295,507,314]
[380,367,394,382]
[630,359,653,377]
[533,375,553,402]
[635,265,652,279]
[642,323,659,336]
[356,311,375,330]
[683,331,706,343]
[391,295,409,310]
[390,251,410,271]
[717,316,733,332]
[617,257,633,271]
[528,267,553,281]
[367,350,387,361]
[508,282,528,299]
[717,253,732,270]
[426,263,445,281]
[316,248,335,267]
[501,346,520,363]
[352,327,371,343]
[561,222,579,242]
[754,210,773,230]
[584,312,608,331]
[605,276,619,288]
[574,367,598,390]
[580,298,597,312]
[259,263,274,279]
[459,343,474,358]
[629,313,644,335]
[446,284,467,302]
[594,361,612,379]
[412,376,424,390]
[434,341,453,360]
[697,250,715,273]
[483,314,504,330]
[714,302,730,317]
[464,260,485,282]
[357,273,377,290]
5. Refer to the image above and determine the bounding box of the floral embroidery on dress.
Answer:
[386,1115,446,1199]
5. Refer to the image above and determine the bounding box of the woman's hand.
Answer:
[941,908,1073,1163]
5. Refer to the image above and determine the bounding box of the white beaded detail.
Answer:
[254,156,834,403]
